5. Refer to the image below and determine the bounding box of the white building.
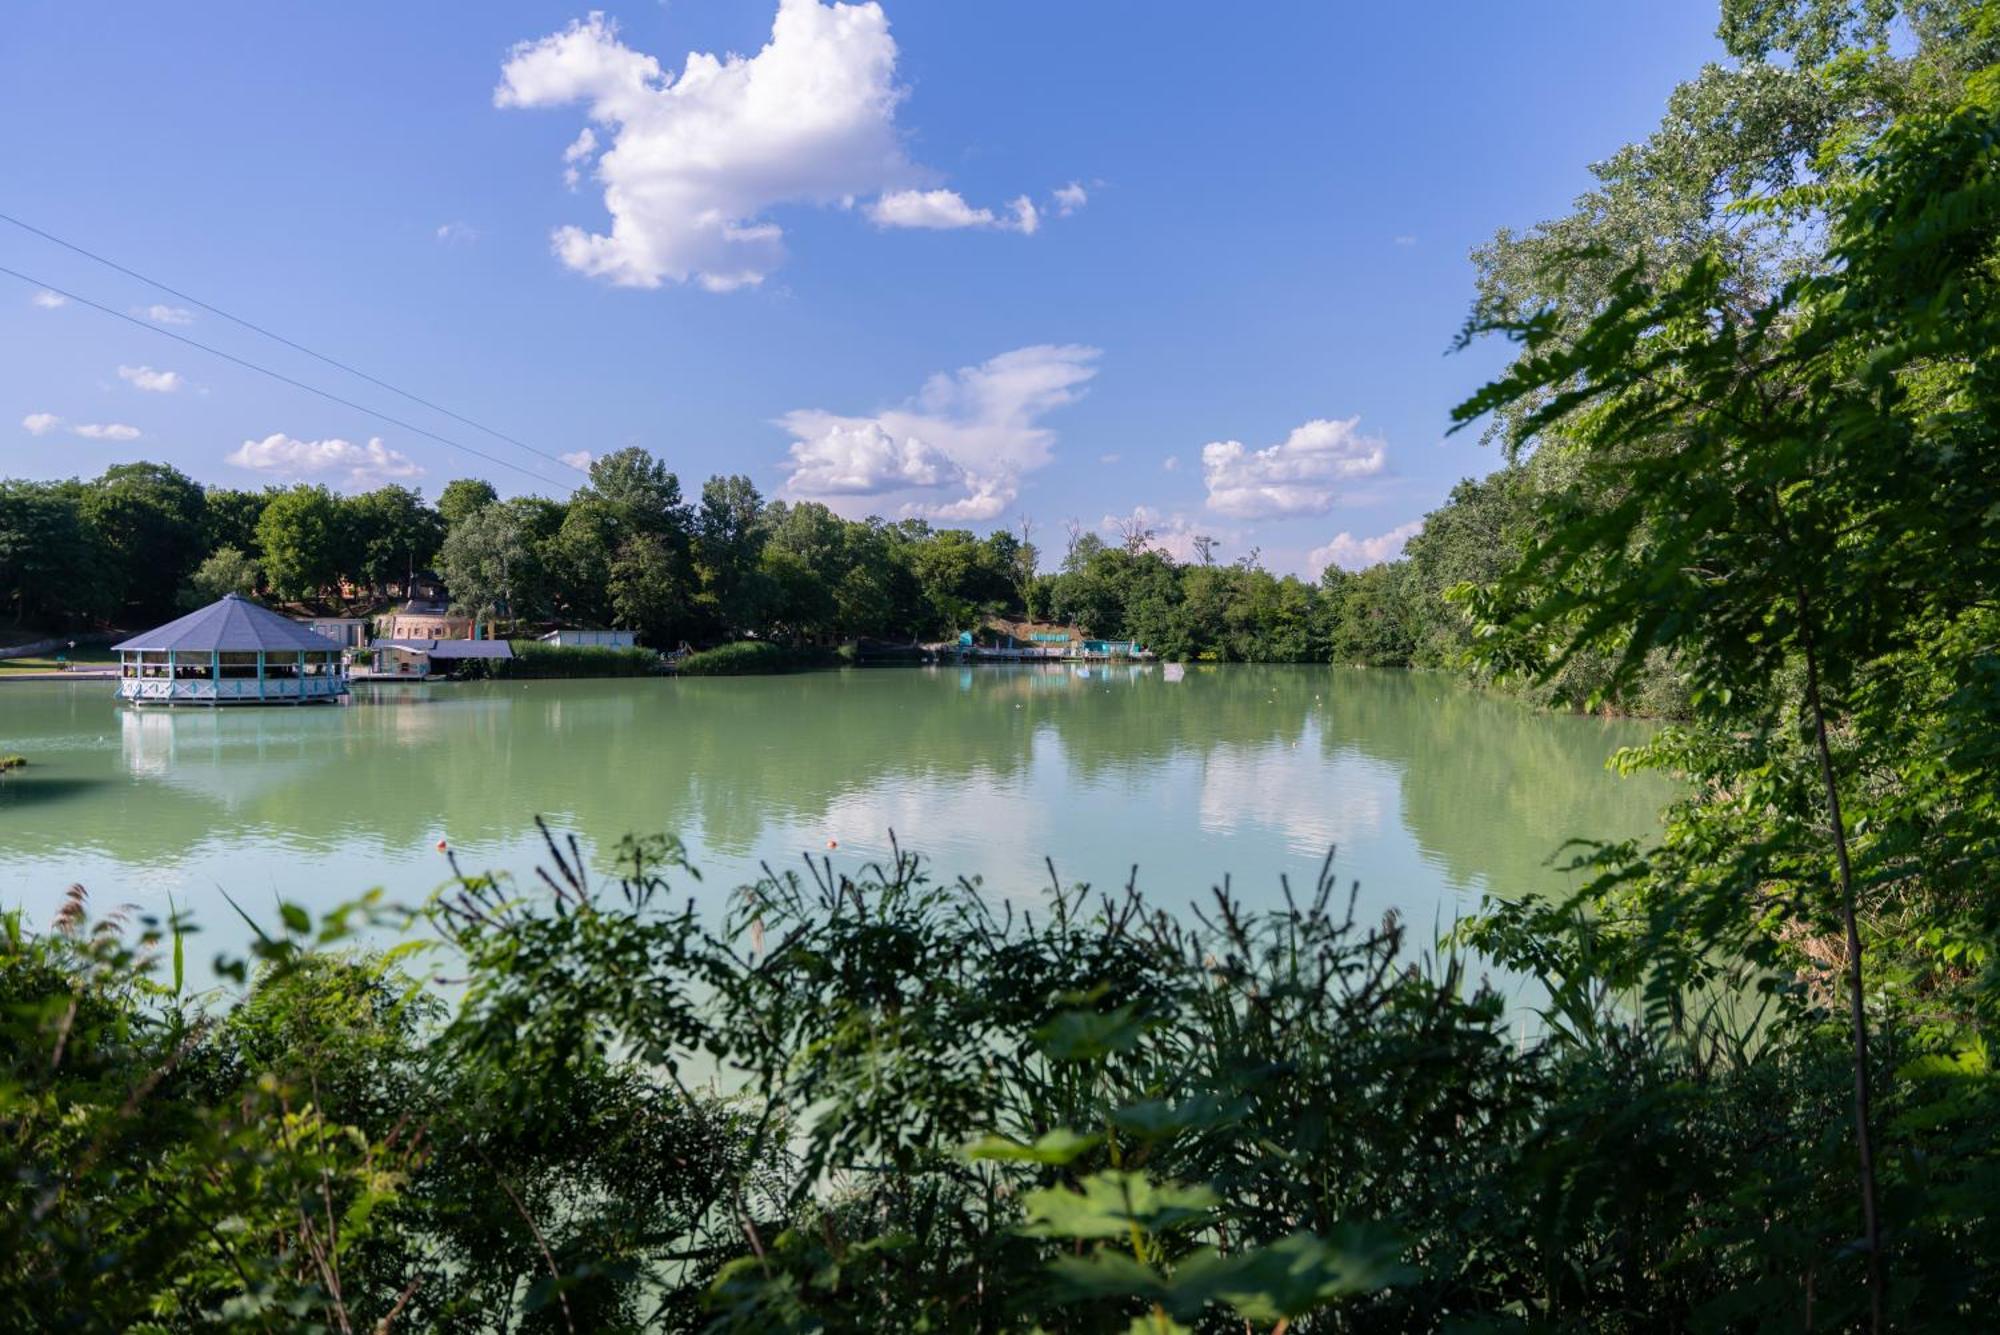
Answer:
[539,628,638,649]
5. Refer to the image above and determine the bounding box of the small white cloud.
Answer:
[436,221,479,245]
[1308,519,1424,577]
[22,412,61,436]
[1393,235,1416,247]
[781,343,1099,520]
[1161,455,1180,472]
[496,4,1046,290]
[1008,195,1039,235]
[559,449,596,470]
[1098,453,1121,465]
[868,188,995,230]
[1053,182,1087,216]
[227,433,424,488]
[867,188,1040,234]
[30,290,67,309]
[141,304,194,326]
[118,365,183,393]
[73,422,142,441]
[1202,416,1387,519]
[561,126,598,189]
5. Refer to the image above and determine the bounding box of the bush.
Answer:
[675,640,839,676]
[6,838,1994,1331]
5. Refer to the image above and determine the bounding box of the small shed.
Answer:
[367,638,514,679]
[113,594,348,706]
[539,628,637,649]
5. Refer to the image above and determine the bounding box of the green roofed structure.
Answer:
[111,594,349,706]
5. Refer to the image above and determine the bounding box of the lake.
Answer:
[0,665,1668,962]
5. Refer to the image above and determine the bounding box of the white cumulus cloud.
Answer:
[1307,519,1424,577]
[435,221,480,245]
[72,422,141,441]
[22,412,61,436]
[118,365,183,393]
[496,3,1054,289]
[30,290,67,309]
[140,304,194,326]
[1053,182,1087,216]
[227,433,425,488]
[781,343,1099,521]
[867,188,1040,234]
[1201,416,1386,519]
[559,449,596,470]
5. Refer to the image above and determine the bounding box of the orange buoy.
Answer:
[435,838,448,853]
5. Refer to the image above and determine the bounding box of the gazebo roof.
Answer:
[113,594,347,654]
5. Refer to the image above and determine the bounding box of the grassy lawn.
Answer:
[0,649,119,672]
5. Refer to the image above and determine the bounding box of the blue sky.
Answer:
[0,1,1720,575]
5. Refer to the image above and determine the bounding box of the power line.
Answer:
[0,209,585,477]
[1,264,563,490]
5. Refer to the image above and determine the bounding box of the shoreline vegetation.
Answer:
[2,2,1997,1328]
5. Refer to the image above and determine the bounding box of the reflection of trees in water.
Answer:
[1314,669,1670,899]
[0,671,1669,900]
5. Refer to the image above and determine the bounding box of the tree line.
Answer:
[2,444,1583,694]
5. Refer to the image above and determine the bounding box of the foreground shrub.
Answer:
[2,832,1995,1330]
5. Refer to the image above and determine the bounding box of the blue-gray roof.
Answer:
[113,594,347,654]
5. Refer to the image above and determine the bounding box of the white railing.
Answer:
[116,675,349,704]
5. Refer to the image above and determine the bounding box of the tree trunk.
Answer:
[1797,589,1883,1331]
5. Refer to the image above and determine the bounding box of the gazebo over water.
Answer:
[113,594,349,706]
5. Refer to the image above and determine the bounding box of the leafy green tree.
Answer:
[607,530,688,644]
[436,477,499,532]
[437,501,531,633]
[179,545,260,607]
[1452,60,2000,1323]
[0,481,97,626]
[344,485,444,592]
[584,446,691,540]
[199,486,269,558]
[253,484,348,602]
[79,462,207,621]
[694,474,768,637]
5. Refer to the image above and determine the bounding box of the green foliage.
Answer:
[12,818,1995,1330]
[437,499,536,630]
[674,640,837,676]
[179,544,260,608]
[78,462,207,621]
[255,484,349,602]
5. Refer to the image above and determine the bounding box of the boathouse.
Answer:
[113,594,348,705]
[538,628,637,649]
[365,638,514,679]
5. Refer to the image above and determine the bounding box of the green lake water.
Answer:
[0,665,1668,961]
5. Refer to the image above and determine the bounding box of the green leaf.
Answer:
[965,1127,1101,1165]
[1171,1227,1414,1322]
[1035,1003,1153,1060]
[1020,1171,1216,1240]
[1110,1094,1245,1142]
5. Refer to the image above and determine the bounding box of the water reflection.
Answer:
[0,668,1668,933]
